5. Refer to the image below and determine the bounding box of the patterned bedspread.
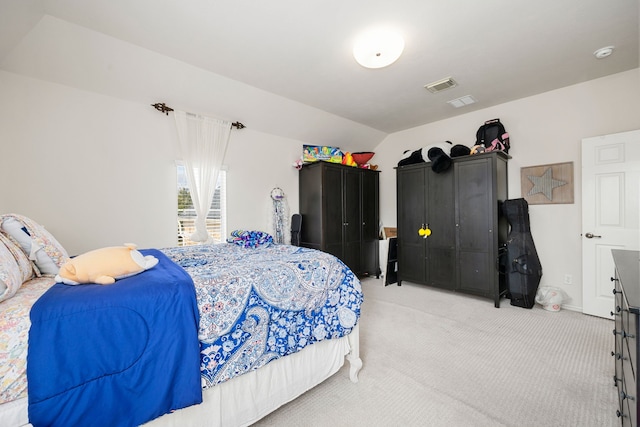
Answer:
[162,243,363,388]
[0,277,55,404]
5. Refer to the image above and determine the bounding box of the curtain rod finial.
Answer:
[151,102,174,115]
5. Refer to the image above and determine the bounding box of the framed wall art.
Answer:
[520,162,574,205]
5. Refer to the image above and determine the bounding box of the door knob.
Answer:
[585,232,601,239]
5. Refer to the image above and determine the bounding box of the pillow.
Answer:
[226,230,274,248]
[0,238,22,302]
[0,232,35,283]
[0,214,70,276]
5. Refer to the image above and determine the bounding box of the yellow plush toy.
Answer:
[55,243,159,285]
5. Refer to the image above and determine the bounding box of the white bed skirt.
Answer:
[0,397,28,427]
[1,325,361,427]
[147,325,360,427]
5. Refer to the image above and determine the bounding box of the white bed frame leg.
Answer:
[346,323,362,383]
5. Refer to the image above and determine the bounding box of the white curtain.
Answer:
[174,111,231,243]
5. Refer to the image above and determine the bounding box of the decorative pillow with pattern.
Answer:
[226,230,274,248]
[0,238,22,302]
[0,214,70,276]
[0,233,34,283]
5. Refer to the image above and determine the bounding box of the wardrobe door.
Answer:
[342,168,362,274]
[360,170,380,276]
[397,166,426,284]
[299,164,323,251]
[323,165,344,260]
[425,167,456,290]
[455,157,495,297]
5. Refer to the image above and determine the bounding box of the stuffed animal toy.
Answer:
[397,141,470,173]
[470,144,486,155]
[342,152,357,167]
[55,243,159,285]
[292,157,303,170]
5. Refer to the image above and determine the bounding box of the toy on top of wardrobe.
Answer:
[397,141,470,173]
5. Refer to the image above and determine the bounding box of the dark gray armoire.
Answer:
[299,162,380,277]
[396,151,509,307]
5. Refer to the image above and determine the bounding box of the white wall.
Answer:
[0,70,302,255]
[373,68,640,311]
[224,129,301,234]
[2,66,639,311]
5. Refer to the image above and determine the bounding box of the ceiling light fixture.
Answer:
[353,29,404,69]
[593,46,614,59]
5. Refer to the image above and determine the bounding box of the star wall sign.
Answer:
[520,162,574,205]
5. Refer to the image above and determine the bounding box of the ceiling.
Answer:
[0,0,638,146]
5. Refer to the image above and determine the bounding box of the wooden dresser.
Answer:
[612,249,640,425]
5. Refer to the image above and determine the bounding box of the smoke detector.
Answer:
[424,77,457,93]
[593,46,614,59]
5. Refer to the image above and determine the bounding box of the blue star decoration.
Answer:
[527,167,567,200]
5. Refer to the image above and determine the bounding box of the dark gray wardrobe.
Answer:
[299,162,380,277]
[396,151,509,306]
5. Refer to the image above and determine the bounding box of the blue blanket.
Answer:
[27,249,202,427]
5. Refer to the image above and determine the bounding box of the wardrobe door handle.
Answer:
[418,224,432,238]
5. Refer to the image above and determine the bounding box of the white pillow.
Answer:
[0,214,69,276]
[0,238,22,302]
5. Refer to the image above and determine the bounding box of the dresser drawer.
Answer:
[618,370,635,426]
[628,338,639,427]
[622,317,635,380]
[623,339,636,390]
[629,319,638,383]
[620,377,633,426]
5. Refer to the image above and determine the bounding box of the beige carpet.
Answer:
[253,278,617,427]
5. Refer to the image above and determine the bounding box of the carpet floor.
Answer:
[253,277,618,427]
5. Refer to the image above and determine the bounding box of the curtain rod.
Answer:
[151,102,245,129]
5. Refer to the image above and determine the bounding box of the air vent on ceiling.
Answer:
[424,77,457,93]
[447,95,477,108]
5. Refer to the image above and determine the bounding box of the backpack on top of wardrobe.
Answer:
[475,118,510,153]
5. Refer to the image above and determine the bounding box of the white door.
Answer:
[582,129,640,318]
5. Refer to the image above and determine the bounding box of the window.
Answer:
[177,163,227,246]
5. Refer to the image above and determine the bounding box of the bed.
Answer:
[0,214,363,427]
